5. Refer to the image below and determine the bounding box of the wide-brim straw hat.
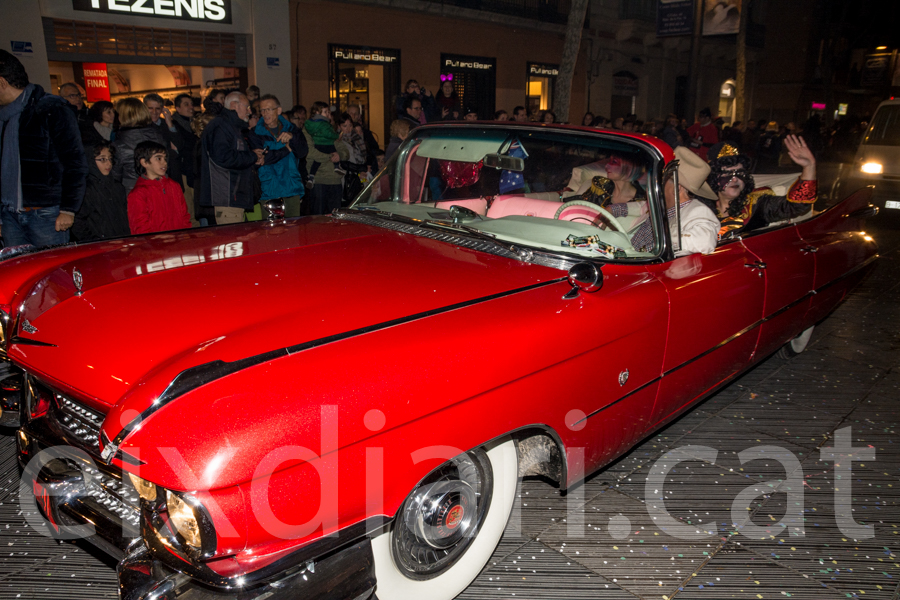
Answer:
[673,147,717,200]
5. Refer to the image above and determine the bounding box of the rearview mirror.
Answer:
[484,153,524,172]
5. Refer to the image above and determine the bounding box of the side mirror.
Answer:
[563,262,603,299]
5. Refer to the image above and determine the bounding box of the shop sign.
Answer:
[71,0,232,25]
[838,103,848,116]
[528,63,559,77]
[331,46,399,63]
[83,62,111,102]
[861,53,890,88]
[443,54,495,71]
[657,0,693,37]
[613,71,639,96]
[702,0,741,36]
[10,41,33,55]
[811,102,826,110]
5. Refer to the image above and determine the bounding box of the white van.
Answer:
[840,98,900,212]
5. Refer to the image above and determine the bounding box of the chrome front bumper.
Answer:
[19,415,376,600]
[117,539,376,600]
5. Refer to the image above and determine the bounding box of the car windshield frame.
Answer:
[349,123,673,264]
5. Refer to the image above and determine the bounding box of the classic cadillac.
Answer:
[0,123,878,600]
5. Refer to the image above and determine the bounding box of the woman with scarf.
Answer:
[80,100,116,151]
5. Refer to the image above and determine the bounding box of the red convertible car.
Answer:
[0,123,878,600]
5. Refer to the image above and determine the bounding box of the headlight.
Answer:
[861,161,883,174]
[127,473,157,502]
[167,491,202,548]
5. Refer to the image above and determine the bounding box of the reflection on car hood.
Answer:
[7,217,563,410]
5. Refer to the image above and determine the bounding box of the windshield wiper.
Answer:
[420,219,502,243]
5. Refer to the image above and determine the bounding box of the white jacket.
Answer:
[618,199,719,256]
[670,199,719,257]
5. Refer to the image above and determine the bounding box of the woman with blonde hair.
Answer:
[385,119,411,160]
[111,97,167,193]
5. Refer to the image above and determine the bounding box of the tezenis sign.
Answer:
[71,0,232,24]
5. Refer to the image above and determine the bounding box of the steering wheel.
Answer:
[554,200,630,237]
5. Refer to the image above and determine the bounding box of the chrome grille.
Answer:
[57,395,103,455]
[82,462,141,531]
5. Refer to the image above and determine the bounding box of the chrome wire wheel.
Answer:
[372,439,518,600]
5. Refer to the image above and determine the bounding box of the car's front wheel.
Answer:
[372,438,517,600]
[777,325,815,359]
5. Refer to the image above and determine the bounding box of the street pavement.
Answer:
[0,170,897,599]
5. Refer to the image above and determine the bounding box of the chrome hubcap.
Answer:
[391,450,492,579]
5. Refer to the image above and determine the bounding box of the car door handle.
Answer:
[744,262,767,269]
[801,246,818,254]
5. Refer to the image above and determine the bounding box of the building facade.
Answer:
[290,0,587,142]
[1,0,293,108]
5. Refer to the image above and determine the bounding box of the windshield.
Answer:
[353,126,662,259]
[864,104,900,146]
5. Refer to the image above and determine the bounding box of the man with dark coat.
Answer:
[198,92,264,224]
[59,82,90,129]
[0,51,87,248]
[144,93,184,188]
[172,93,199,225]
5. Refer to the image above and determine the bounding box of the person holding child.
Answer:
[302,101,348,215]
[127,140,191,235]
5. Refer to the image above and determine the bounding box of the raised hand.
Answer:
[784,135,814,169]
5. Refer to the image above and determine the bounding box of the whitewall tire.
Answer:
[372,438,518,600]
[777,325,815,359]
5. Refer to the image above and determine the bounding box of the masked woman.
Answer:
[576,153,647,207]
[706,135,817,236]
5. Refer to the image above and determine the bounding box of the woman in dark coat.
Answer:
[111,98,167,193]
[72,141,130,242]
[80,100,116,152]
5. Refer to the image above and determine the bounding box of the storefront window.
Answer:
[329,45,401,146]
[440,53,496,120]
[526,63,558,115]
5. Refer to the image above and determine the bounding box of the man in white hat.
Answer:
[606,146,719,256]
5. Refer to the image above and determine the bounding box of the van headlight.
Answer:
[167,491,203,548]
[860,161,883,174]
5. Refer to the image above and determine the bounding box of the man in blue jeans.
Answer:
[0,51,87,248]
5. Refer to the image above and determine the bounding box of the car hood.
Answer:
[8,217,564,411]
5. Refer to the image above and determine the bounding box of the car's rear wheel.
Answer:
[777,325,815,359]
[372,438,517,600]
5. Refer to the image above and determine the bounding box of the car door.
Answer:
[646,239,766,425]
[741,224,816,359]
[795,187,878,326]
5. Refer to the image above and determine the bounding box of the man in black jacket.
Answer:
[172,93,199,225]
[0,51,87,248]
[199,91,264,224]
[144,93,184,187]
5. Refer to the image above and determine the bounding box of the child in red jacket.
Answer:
[128,141,191,235]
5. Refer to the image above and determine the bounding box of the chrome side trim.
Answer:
[577,252,880,425]
[110,277,568,449]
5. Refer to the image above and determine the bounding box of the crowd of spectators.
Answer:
[0,49,871,251]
